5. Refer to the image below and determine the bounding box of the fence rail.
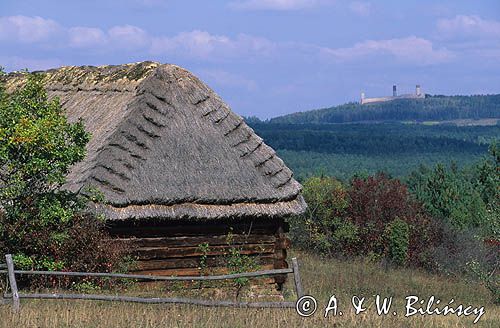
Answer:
[0,268,294,281]
[0,254,303,312]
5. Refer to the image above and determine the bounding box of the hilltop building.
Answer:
[361,85,425,104]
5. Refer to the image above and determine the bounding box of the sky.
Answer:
[1,0,500,119]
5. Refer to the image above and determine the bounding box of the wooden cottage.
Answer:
[5,62,306,286]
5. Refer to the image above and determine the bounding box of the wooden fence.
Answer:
[0,254,304,312]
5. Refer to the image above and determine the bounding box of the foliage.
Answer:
[248,122,496,180]
[291,173,437,266]
[0,71,124,288]
[197,242,211,288]
[467,259,499,305]
[347,173,437,265]
[268,94,500,124]
[427,223,499,303]
[251,123,493,156]
[407,164,487,230]
[224,229,259,292]
[384,219,410,266]
[289,176,351,255]
[197,242,210,275]
[277,150,485,182]
[0,73,89,205]
[407,145,499,237]
[406,148,499,301]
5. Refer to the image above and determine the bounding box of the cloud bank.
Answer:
[0,15,453,67]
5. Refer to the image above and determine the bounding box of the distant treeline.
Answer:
[250,123,496,155]
[264,94,500,124]
[246,122,498,180]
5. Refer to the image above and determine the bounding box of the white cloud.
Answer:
[151,30,276,59]
[323,36,453,65]
[437,15,500,40]
[349,1,371,17]
[0,15,455,67]
[229,0,334,11]
[68,27,107,48]
[108,25,150,49]
[151,30,231,58]
[0,16,61,43]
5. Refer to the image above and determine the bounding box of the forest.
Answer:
[248,122,499,180]
[266,94,500,124]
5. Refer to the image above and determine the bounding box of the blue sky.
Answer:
[1,0,500,118]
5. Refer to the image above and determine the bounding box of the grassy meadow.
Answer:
[1,250,498,328]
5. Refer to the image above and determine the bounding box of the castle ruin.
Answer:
[361,85,425,105]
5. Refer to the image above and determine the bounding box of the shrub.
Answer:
[347,173,437,265]
[289,176,350,255]
[427,223,499,303]
[385,219,410,266]
[289,173,437,266]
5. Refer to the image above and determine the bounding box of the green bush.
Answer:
[385,219,410,266]
[289,176,349,255]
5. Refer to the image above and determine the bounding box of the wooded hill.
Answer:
[247,122,498,180]
[267,94,500,124]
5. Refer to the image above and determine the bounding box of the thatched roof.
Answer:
[5,62,306,221]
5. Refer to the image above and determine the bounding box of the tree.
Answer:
[0,70,122,277]
[407,162,489,231]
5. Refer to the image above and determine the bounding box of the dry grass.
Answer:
[1,250,498,328]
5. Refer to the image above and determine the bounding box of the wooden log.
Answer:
[114,234,277,248]
[131,264,277,277]
[15,293,295,308]
[133,254,283,271]
[134,244,276,260]
[13,268,293,281]
[5,254,20,312]
[0,263,7,269]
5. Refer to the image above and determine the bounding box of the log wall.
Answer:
[107,218,290,288]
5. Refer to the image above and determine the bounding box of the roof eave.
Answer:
[91,196,307,221]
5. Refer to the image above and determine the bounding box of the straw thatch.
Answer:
[5,62,306,221]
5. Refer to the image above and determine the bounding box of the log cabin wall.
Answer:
[106,217,290,288]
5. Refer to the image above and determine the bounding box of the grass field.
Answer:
[1,250,498,327]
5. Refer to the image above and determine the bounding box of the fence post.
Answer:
[291,257,304,299]
[5,254,20,312]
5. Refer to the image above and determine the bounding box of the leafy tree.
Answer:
[0,70,122,279]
